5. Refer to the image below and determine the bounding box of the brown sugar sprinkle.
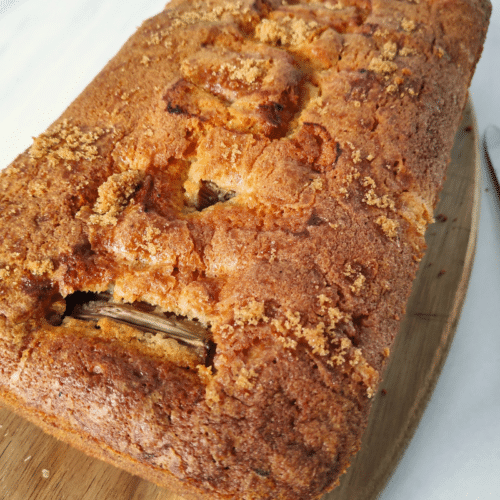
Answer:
[148,2,248,45]
[270,307,378,398]
[374,27,390,38]
[437,269,446,278]
[401,18,416,32]
[30,119,105,165]
[368,39,400,75]
[235,367,258,390]
[381,41,398,61]
[343,263,357,277]
[435,213,448,222]
[323,2,345,10]
[386,82,398,93]
[350,273,366,294]
[218,57,269,84]
[375,215,399,238]
[88,170,144,226]
[344,264,366,294]
[364,190,396,210]
[368,57,398,74]
[29,120,105,161]
[24,258,54,277]
[351,149,362,163]
[361,176,376,189]
[255,17,321,46]
[361,177,396,211]
[234,300,269,326]
[399,46,418,57]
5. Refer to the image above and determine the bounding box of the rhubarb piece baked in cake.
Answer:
[0,0,490,498]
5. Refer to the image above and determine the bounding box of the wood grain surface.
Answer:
[0,101,480,500]
[325,100,480,499]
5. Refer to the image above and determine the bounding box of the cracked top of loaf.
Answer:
[0,0,490,499]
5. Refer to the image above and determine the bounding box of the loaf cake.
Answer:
[0,0,490,499]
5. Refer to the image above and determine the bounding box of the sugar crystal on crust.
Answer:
[88,170,144,226]
[30,119,105,165]
[376,215,400,238]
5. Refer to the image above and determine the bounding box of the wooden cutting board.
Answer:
[0,101,480,500]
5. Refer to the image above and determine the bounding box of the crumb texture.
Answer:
[0,0,491,499]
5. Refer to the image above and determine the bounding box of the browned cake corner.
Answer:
[0,0,490,499]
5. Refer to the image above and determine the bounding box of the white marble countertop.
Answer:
[0,1,499,498]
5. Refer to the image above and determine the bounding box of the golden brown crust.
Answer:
[0,0,491,499]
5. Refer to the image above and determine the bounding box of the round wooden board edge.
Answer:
[324,98,481,500]
[374,99,481,497]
